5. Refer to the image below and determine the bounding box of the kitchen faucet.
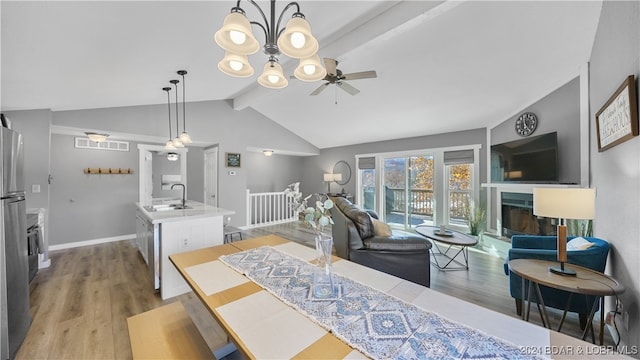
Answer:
[171,183,186,208]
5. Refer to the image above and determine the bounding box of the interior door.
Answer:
[204,147,219,207]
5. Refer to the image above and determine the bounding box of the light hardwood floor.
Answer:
[16,222,612,359]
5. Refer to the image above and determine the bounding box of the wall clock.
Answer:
[515,112,538,137]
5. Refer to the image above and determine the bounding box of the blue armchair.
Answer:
[503,235,609,329]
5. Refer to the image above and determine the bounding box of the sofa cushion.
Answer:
[372,218,392,237]
[364,232,431,251]
[335,198,374,239]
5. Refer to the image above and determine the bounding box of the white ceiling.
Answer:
[1,1,602,149]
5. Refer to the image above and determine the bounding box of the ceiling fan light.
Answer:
[258,61,288,89]
[214,12,259,55]
[263,150,274,156]
[165,140,176,150]
[278,17,318,59]
[294,54,326,82]
[218,52,254,78]
[179,131,192,144]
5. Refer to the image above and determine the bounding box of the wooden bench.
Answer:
[127,301,214,359]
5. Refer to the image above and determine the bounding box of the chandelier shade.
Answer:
[277,16,318,59]
[294,54,326,82]
[218,52,254,78]
[214,11,260,55]
[258,60,288,89]
[215,0,324,89]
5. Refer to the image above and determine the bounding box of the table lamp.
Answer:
[533,188,596,276]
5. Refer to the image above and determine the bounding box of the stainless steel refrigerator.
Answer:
[0,124,30,360]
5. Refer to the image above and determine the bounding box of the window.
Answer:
[356,146,479,232]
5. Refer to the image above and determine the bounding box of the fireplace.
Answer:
[501,192,556,238]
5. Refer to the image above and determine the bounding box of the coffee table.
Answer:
[509,259,625,345]
[415,225,478,270]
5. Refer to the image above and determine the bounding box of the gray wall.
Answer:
[52,100,317,228]
[491,77,581,185]
[245,152,304,193]
[301,128,488,199]
[49,134,139,245]
[589,1,640,351]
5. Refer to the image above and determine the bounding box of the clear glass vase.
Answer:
[312,233,335,298]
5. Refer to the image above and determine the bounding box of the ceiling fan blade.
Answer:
[310,83,330,96]
[323,58,337,76]
[342,70,377,81]
[337,81,360,96]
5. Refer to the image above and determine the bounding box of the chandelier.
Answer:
[215,0,327,89]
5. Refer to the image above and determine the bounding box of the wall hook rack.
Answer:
[84,168,133,174]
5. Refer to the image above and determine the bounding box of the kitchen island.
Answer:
[135,200,234,299]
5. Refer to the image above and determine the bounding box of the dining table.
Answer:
[169,234,620,359]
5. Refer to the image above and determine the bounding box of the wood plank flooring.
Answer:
[16,222,613,359]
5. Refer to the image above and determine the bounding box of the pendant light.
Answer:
[169,79,184,148]
[163,87,176,150]
[177,70,192,144]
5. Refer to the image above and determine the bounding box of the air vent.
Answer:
[75,137,129,152]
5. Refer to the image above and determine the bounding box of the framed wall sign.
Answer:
[596,75,638,152]
[226,152,241,167]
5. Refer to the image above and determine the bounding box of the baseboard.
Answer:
[48,234,136,252]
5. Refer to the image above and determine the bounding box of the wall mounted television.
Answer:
[491,132,559,183]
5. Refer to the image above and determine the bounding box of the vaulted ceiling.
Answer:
[1,1,602,149]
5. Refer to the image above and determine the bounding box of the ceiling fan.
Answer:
[310,58,377,96]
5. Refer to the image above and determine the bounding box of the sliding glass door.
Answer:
[383,155,434,228]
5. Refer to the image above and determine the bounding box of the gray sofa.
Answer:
[329,197,432,287]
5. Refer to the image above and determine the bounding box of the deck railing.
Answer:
[246,190,298,228]
[386,187,470,221]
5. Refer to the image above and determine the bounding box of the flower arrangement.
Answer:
[284,182,334,232]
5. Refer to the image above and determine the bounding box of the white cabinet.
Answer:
[135,210,149,264]
[159,216,224,299]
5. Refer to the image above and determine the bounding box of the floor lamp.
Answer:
[533,188,596,276]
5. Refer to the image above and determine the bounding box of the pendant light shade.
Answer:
[169,79,184,148]
[163,87,176,150]
[258,59,288,89]
[218,52,254,78]
[177,70,192,145]
[294,54,326,82]
[277,16,318,59]
[215,11,260,55]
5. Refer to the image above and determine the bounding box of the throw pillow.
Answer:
[372,218,393,237]
[566,237,594,251]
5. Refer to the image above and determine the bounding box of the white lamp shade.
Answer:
[165,140,176,150]
[214,12,260,55]
[277,17,318,59]
[333,173,342,182]
[533,188,596,220]
[257,61,288,89]
[294,54,327,82]
[218,52,254,78]
[179,132,192,145]
[323,173,333,182]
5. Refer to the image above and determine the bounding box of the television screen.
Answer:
[491,132,558,183]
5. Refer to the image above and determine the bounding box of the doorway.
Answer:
[204,147,219,207]
[137,144,188,205]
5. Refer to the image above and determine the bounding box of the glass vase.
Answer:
[312,233,335,298]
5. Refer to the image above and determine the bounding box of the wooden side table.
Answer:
[508,259,624,345]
